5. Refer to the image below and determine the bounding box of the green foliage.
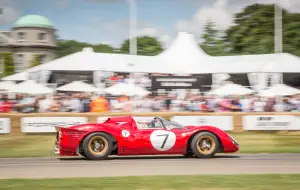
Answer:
[56,40,114,58]
[224,3,300,56]
[29,55,41,68]
[200,20,229,56]
[201,20,218,47]
[1,52,15,77]
[120,36,163,56]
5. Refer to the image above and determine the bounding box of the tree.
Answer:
[200,20,228,56]
[1,52,15,77]
[29,55,41,68]
[201,20,218,47]
[120,36,163,56]
[56,40,114,58]
[224,3,300,56]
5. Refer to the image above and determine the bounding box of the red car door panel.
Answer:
[116,128,141,155]
[170,128,189,153]
[118,117,189,155]
[139,128,187,154]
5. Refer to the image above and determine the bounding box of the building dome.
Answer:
[14,15,54,29]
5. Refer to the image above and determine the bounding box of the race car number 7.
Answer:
[156,134,169,148]
[150,130,176,151]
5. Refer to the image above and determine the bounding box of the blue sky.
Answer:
[1,0,300,48]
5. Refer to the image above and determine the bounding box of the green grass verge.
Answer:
[231,132,300,153]
[0,132,299,158]
[0,175,300,190]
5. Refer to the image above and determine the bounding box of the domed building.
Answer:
[0,15,56,72]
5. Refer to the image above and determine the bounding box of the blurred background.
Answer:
[0,0,300,113]
[0,1,300,188]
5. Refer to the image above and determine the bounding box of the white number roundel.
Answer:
[150,130,176,151]
[122,130,130,137]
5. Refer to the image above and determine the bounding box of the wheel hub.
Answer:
[88,136,108,155]
[94,141,100,151]
[201,140,211,149]
[196,135,216,155]
[93,140,105,152]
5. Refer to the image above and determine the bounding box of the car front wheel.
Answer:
[82,132,113,160]
[190,132,219,158]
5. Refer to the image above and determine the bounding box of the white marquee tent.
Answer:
[259,53,300,73]
[207,83,255,96]
[56,81,103,92]
[0,81,16,92]
[2,32,300,82]
[259,84,300,97]
[155,32,211,74]
[9,80,54,94]
[105,83,151,97]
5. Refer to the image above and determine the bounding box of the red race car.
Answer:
[53,116,239,160]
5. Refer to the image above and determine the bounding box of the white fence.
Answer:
[1,115,300,134]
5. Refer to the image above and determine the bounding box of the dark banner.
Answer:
[49,71,94,86]
[283,73,300,88]
[228,74,251,87]
[151,75,212,91]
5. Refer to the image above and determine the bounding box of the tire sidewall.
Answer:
[82,132,113,160]
[191,132,219,158]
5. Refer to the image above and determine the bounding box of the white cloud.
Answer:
[103,20,171,48]
[175,0,233,37]
[174,0,300,39]
[0,0,19,25]
[137,28,172,47]
[175,19,195,33]
[137,27,158,36]
[280,0,300,12]
[159,34,172,47]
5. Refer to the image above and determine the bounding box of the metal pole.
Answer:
[128,0,137,55]
[274,3,283,84]
[274,3,282,53]
[127,0,138,85]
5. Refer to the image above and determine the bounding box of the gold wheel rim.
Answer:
[88,136,109,155]
[196,136,216,155]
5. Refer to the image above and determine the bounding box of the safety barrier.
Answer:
[1,112,300,134]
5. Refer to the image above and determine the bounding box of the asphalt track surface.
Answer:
[0,154,300,179]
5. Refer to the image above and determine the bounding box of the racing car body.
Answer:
[53,116,239,160]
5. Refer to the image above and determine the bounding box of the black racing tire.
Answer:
[190,132,219,158]
[183,152,194,157]
[82,132,113,160]
[79,151,86,157]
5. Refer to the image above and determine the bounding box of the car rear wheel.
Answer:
[191,132,219,158]
[79,152,86,157]
[82,132,113,160]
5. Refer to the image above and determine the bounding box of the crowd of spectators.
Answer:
[0,92,299,113]
[0,73,299,113]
